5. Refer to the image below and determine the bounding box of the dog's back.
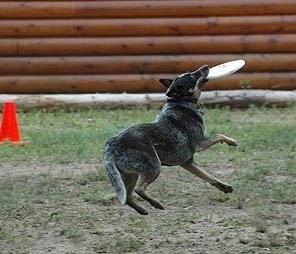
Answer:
[105,101,204,164]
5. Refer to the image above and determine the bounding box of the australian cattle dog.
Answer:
[103,65,237,215]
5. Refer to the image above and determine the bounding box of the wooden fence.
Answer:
[0,0,296,94]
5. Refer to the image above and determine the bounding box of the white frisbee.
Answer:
[207,59,245,79]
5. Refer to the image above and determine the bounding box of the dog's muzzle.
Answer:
[190,65,209,89]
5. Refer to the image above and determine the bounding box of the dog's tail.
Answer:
[103,150,127,205]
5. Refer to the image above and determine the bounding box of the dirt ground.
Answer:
[1,160,295,254]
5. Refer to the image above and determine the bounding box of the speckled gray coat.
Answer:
[103,65,236,214]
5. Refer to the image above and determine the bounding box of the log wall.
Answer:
[1,0,296,94]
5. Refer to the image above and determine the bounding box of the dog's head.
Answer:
[159,65,209,101]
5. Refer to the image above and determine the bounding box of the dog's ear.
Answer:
[159,79,173,88]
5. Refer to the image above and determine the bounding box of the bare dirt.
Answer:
[1,161,295,254]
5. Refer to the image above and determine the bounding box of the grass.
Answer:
[0,105,295,253]
[0,108,157,163]
[1,105,295,166]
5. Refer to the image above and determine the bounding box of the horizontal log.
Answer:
[1,1,296,19]
[2,15,296,37]
[0,73,295,94]
[1,35,296,56]
[205,73,296,90]
[0,39,17,56]
[201,90,296,107]
[0,93,166,110]
[1,54,296,75]
[1,91,295,110]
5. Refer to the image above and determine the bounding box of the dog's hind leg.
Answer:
[181,158,233,193]
[121,172,149,215]
[135,146,165,210]
[135,169,165,210]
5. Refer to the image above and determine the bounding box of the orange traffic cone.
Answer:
[0,101,27,144]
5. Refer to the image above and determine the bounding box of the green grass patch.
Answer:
[0,107,157,163]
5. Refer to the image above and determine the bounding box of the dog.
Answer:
[103,65,237,215]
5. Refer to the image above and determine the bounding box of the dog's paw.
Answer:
[223,184,234,193]
[152,201,165,210]
[226,138,238,146]
[215,182,233,193]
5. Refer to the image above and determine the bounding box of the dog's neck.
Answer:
[167,96,203,113]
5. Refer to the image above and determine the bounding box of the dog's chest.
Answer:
[152,103,205,165]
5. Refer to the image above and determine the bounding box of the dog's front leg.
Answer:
[181,159,233,193]
[196,134,237,152]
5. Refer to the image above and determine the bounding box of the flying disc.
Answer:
[207,59,245,80]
